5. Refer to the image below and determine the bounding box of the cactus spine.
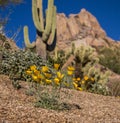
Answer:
[23,0,56,60]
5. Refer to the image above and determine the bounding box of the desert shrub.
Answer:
[0,49,47,81]
[47,48,72,69]
[72,45,110,95]
[27,45,111,95]
[25,64,81,110]
[47,44,111,95]
[98,47,120,74]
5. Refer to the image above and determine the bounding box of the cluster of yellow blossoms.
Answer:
[26,64,65,86]
[72,76,95,91]
[26,64,95,91]
[67,66,75,75]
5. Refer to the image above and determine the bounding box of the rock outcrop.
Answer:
[0,33,19,51]
[56,9,120,50]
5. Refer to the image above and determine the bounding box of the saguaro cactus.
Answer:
[23,0,56,60]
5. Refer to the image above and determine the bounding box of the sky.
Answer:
[1,0,120,48]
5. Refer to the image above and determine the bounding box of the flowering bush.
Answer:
[25,63,109,95]
[0,44,110,95]
[25,64,74,110]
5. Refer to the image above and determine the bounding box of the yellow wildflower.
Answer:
[72,78,78,83]
[67,66,75,71]
[77,77,81,81]
[77,87,83,91]
[32,74,39,82]
[26,70,32,75]
[57,72,64,79]
[30,65,37,71]
[54,78,60,85]
[54,63,60,70]
[41,66,49,73]
[45,79,52,84]
[67,70,74,76]
[44,73,52,78]
[73,82,78,89]
[37,74,44,80]
[81,80,85,84]
[34,69,40,75]
[84,76,89,81]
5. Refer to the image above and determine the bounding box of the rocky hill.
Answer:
[56,9,120,50]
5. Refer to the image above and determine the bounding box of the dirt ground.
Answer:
[0,74,120,123]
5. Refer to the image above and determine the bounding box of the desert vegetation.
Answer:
[98,46,120,74]
[1,38,120,110]
[0,0,120,113]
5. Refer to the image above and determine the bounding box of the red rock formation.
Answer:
[56,8,119,50]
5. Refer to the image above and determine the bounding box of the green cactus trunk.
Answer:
[23,0,56,60]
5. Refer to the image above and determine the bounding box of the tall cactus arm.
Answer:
[32,0,44,32]
[23,26,36,48]
[47,6,56,45]
[42,0,54,42]
[37,0,44,30]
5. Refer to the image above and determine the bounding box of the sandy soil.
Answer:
[0,75,120,123]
